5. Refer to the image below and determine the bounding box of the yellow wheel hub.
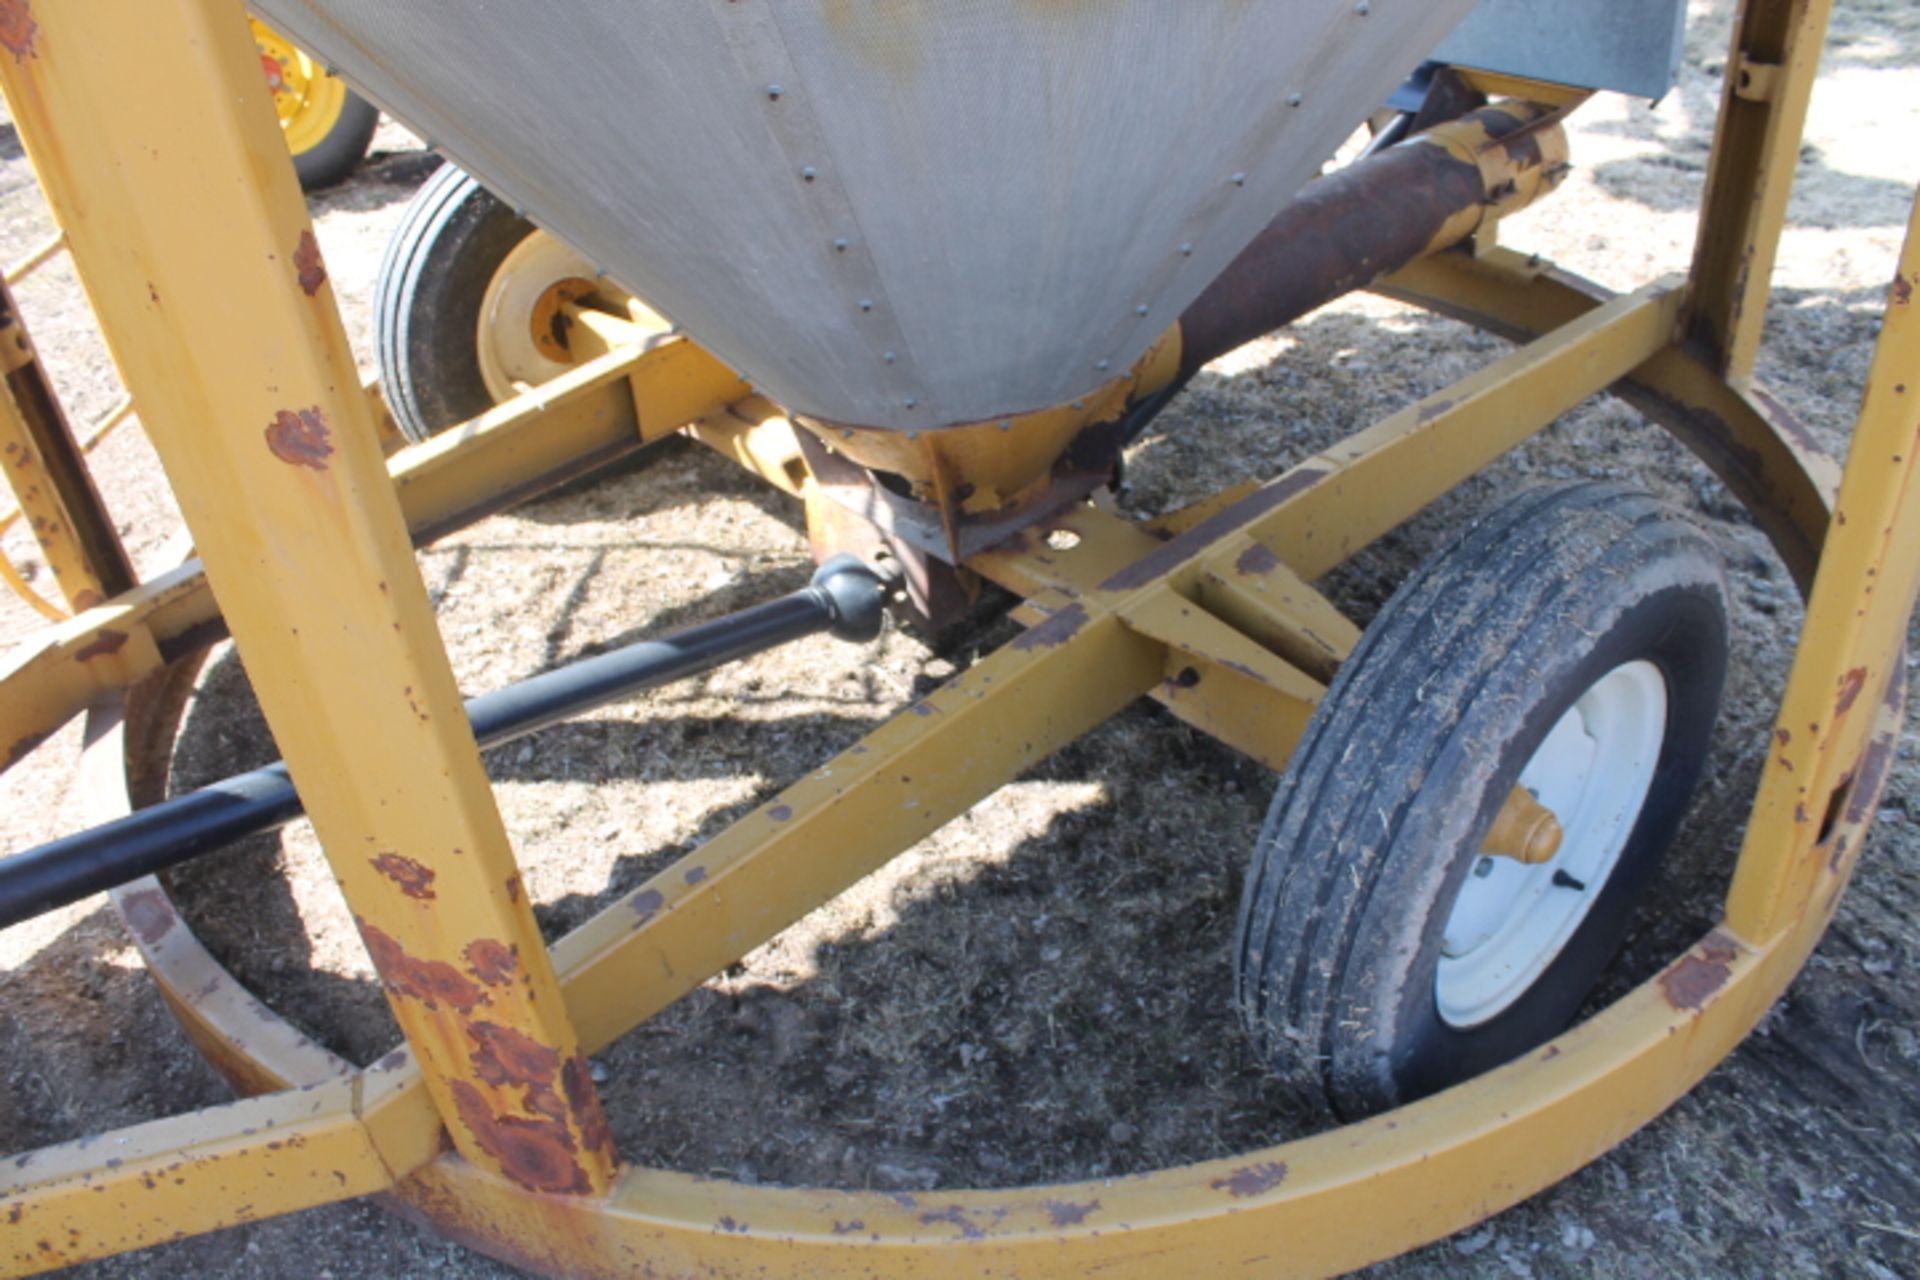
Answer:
[477,230,671,401]
[250,20,349,158]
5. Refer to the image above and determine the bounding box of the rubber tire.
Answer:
[1234,482,1730,1119]
[374,164,538,442]
[291,90,379,192]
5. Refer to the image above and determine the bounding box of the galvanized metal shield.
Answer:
[255,2,1475,428]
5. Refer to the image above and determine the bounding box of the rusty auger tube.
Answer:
[1177,101,1572,374]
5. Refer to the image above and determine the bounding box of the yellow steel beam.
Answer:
[1194,552,1359,686]
[1727,190,1920,941]
[0,275,134,612]
[0,1078,393,1278]
[551,605,1168,1052]
[382,675,1898,1277]
[0,332,745,780]
[547,374,1517,1062]
[0,0,613,1195]
[684,397,812,497]
[1684,0,1837,383]
[0,594,163,769]
[1378,248,1839,587]
[1235,282,1681,581]
[1116,590,1323,771]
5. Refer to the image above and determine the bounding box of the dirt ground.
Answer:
[2,2,1919,1277]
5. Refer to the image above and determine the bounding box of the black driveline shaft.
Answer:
[0,556,888,930]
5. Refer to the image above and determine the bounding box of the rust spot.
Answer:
[264,407,334,470]
[1835,666,1868,715]
[1893,272,1913,308]
[468,1021,560,1092]
[1416,397,1458,424]
[1210,1161,1288,1198]
[6,1204,20,1224]
[562,1053,614,1154]
[504,874,523,904]
[684,865,709,885]
[465,939,519,986]
[446,1080,589,1196]
[1775,728,1792,747]
[73,629,129,662]
[630,888,665,924]
[1045,1199,1100,1226]
[831,1219,866,1235]
[919,1205,985,1240]
[717,1216,748,1234]
[293,231,328,296]
[369,852,437,900]
[1843,732,1897,833]
[357,919,485,1013]
[1011,602,1089,652]
[0,0,37,62]
[768,804,794,822]
[1795,802,1812,824]
[1659,931,1739,1012]
[119,888,176,945]
[1235,542,1280,577]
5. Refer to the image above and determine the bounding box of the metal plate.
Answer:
[252,1,1474,430]
[1436,0,1687,99]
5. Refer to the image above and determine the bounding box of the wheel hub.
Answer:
[1436,659,1669,1029]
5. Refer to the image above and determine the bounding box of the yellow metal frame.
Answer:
[0,0,1913,1274]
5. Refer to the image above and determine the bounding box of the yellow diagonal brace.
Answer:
[1728,189,1920,940]
[0,0,612,1194]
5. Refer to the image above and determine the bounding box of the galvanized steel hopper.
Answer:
[254,1,1475,429]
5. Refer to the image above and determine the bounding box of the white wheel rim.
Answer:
[476,232,668,402]
[1434,660,1669,1029]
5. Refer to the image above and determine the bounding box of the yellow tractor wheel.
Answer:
[251,19,379,191]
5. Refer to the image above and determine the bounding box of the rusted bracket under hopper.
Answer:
[798,100,1575,568]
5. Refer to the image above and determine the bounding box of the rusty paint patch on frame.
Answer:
[1045,1198,1101,1226]
[1835,666,1868,715]
[264,407,334,470]
[0,0,36,63]
[467,1020,560,1091]
[369,852,437,899]
[293,231,328,296]
[357,918,485,1013]
[562,1052,614,1154]
[1210,1160,1288,1198]
[465,939,519,986]
[630,888,665,924]
[118,887,177,946]
[1659,930,1740,1012]
[446,1079,590,1196]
